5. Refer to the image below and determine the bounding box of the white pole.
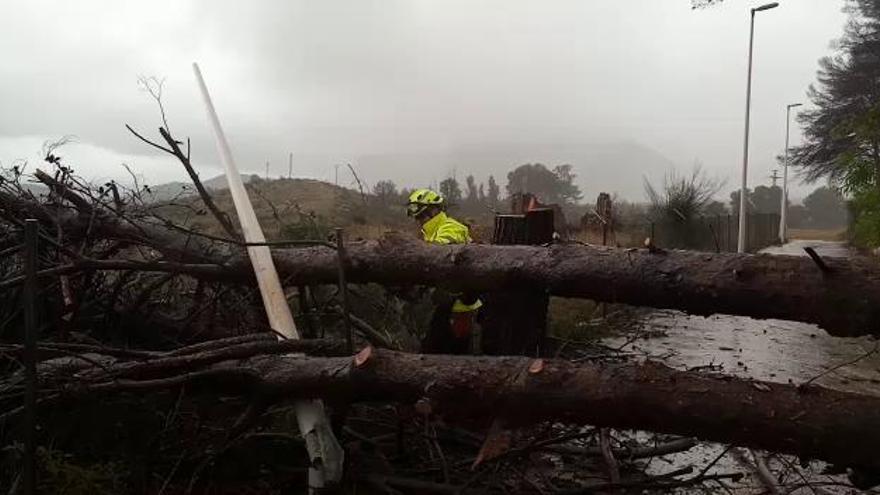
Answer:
[192,63,343,491]
[780,105,791,243]
[738,11,757,253]
[737,3,779,252]
[780,102,801,244]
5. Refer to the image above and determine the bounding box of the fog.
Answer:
[0,0,847,202]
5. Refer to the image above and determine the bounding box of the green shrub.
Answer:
[850,189,880,248]
[36,447,128,495]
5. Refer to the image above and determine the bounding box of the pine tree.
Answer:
[792,0,880,191]
[792,0,880,246]
[487,175,500,209]
[439,177,463,206]
[465,175,478,204]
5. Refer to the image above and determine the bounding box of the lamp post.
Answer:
[738,2,780,253]
[779,102,802,243]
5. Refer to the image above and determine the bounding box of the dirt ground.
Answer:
[788,228,845,241]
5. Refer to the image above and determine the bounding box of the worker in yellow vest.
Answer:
[406,189,482,353]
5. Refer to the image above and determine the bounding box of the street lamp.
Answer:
[737,2,780,253]
[779,102,802,243]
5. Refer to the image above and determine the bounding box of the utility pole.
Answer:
[334,164,340,186]
[738,2,780,253]
[780,102,803,244]
[288,152,293,179]
[769,169,781,187]
[265,161,270,180]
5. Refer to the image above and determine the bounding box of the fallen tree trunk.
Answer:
[4,188,880,337]
[249,348,880,470]
[20,345,880,471]
[256,238,880,338]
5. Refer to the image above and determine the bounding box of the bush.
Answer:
[850,189,880,248]
[280,213,328,240]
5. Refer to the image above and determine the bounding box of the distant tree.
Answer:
[729,185,791,216]
[803,186,848,228]
[465,175,478,204]
[506,163,582,205]
[552,165,583,204]
[478,183,486,203]
[729,189,747,215]
[372,180,398,205]
[788,204,809,229]
[439,177,463,206]
[487,175,500,208]
[750,185,782,214]
[704,200,727,216]
[645,166,723,222]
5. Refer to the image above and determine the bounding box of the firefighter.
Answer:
[406,189,482,354]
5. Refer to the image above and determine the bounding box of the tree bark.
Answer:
[238,348,880,470]
[264,237,880,338]
[482,209,553,355]
[27,346,880,471]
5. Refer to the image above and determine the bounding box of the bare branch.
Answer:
[157,126,240,240]
[125,124,174,155]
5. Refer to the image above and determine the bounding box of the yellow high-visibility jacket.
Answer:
[421,211,472,245]
[421,212,482,313]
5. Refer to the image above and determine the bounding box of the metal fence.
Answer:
[642,213,780,253]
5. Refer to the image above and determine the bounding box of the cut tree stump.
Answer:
[482,209,553,355]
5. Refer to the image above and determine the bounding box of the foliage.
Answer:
[803,185,849,228]
[464,175,478,204]
[439,177,463,206]
[790,0,880,244]
[372,180,398,205]
[704,200,728,216]
[752,186,783,214]
[487,175,500,208]
[280,210,329,240]
[788,204,809,228]
[792,0,880,191]
[730,185,783,215]
[644,166,723,222]
[35,447,128,495]
[505,163,582,205]
[851,188,880,246]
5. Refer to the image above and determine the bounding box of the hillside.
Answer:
[151,176,408,240]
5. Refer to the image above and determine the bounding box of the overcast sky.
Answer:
[0,0,848,201]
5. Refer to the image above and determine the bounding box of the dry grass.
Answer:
[153,177,411,240]
[569,227,643,248]
[788,228,846,241]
